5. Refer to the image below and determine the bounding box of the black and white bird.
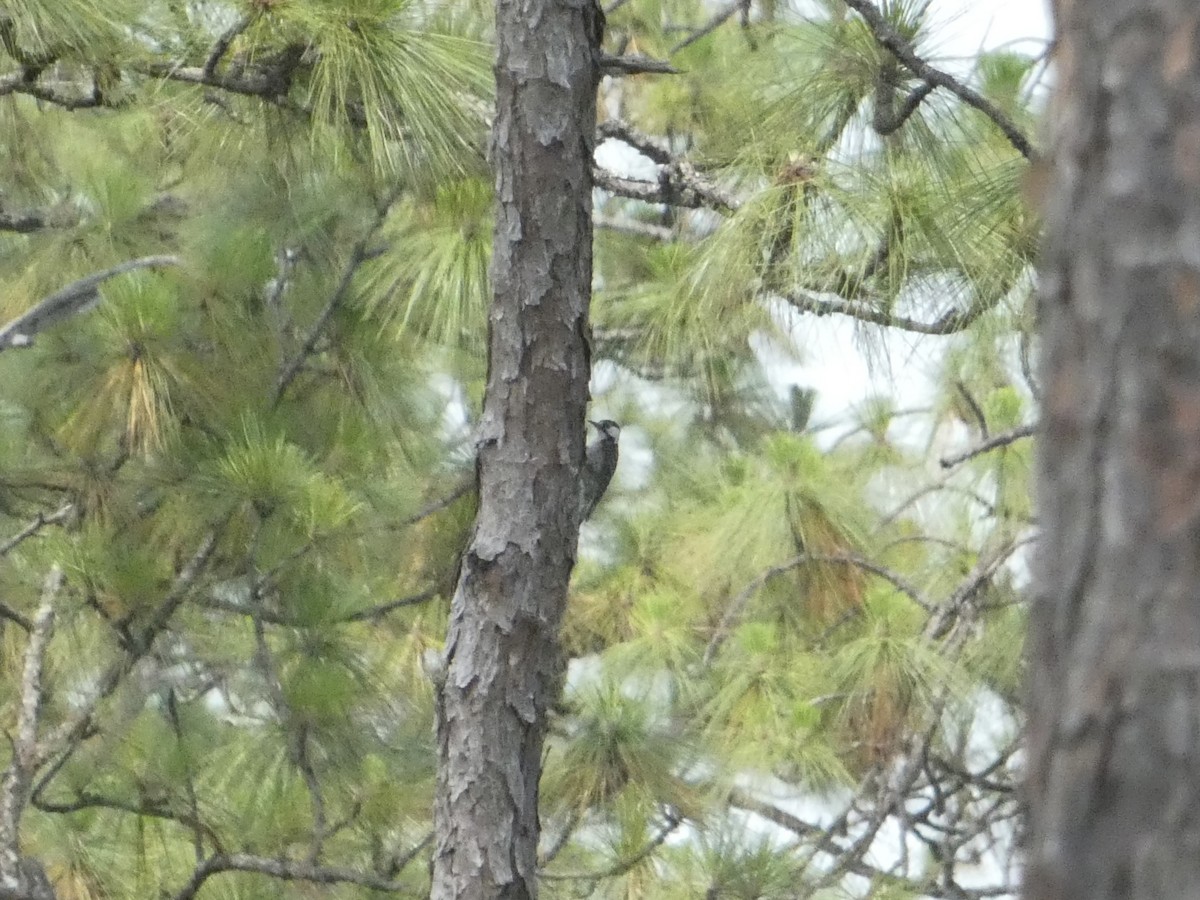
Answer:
[580,419,620,521]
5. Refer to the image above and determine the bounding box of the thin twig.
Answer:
[342,588,440,622]
[398,480,474,527]
[383,830,433,878]
[593,165,739,212]
[597,118,673,164]
[33,790,226,853]
[703,555,807,665]
[703,550,934,665]
[200,586,438,626]
[923,536,1031,640]
[670,0,743,54]
[600,53,678,76]
[594,215,675,241]
[539,811,681,881]
[538,810,583,866]
[954,380,989,438]
[782,288,996,335]
[939,424,1036,469]
[249,609,327,861]
[271,194,397,406]
[35,527,222,770]
[171,852,419,900]
[0,502,75,560]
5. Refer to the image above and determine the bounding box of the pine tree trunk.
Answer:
[1028,1,1200,897]
[428,0,600,894]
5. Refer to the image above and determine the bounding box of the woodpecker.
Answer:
[580,419,620,520]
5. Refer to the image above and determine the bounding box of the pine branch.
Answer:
[171,853,420,900]
[202,15,254,79]
[33,526,222,771]
[0,206,78,234]
[0,503,75,562]
[342,588,440,622]
[539,812,681,881]
[271,195,397,407]
[134,46,308,105]
[703,550,933,665]
[781,288,997,335]
[599,53,678,76]
[380,830,433,879]
[955,380,990,438]
[809,653,965,893]
[670,0,744,53]
[940,424,1036,468]
[198,586,438,626]
[250,613,328,863]
[923,537,1030,640]
[703,554,807,665]
[0,257,179,352]
[597,118,673,164]
[873,80,936,135]
[593,163,739,212]
[537,810,582,866]
[594,214,674,241]
[0,70,109,109]
[0,569,60,898]
[840,0,1037,161]
[32,791,226,854]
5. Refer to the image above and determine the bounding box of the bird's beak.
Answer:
[588,420,600,429]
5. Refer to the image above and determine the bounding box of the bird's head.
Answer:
[589,419,621,442]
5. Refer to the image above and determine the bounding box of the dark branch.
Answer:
[841,0,1037,161]
[539,812,681,881]
[599,53,678,76]
[32,791,225,852]
[670,0,743,54]
[954,380,990,438]
[271,195,396,406]
[0,257,179,352]
[203,16,254,79]
[0,503,75,561]
[940,424,1036,469]
[593,164,739,212]
[34,527,222,770]
[873,80,937,135]
[0,71,109,109]
[342,588,440,622]
[781,289,995,335]
[598,119,673,165]
[0,207,77,234]
[199,587,438,626]
[171,852,419,900]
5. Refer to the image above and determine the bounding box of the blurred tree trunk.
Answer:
[428,0,600,895]
[1028,1,1200,897]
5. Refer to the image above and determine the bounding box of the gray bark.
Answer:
[1028,2,1200,898]
[428,0,600,893]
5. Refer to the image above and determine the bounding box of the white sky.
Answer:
[937,0,1050,60]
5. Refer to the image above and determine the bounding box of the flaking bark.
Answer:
[428,0,601,895]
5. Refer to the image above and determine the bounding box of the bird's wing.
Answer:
[0,255,180,352]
